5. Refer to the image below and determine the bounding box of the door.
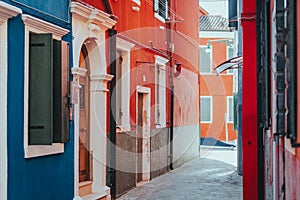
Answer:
[79,46,90,182]
[136,93,143,183]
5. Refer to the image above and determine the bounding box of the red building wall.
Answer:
[241,0,258,199]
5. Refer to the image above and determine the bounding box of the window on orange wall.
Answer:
[226,45,235,74]
[227,96,234,123]
[153,0,168,22]
[200,96,212,123]
[200,46,212,74]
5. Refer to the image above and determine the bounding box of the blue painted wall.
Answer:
[6,1,74,199]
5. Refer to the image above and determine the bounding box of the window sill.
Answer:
[154,13,166,23]
[24,143,64,158]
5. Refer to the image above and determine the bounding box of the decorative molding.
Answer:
[90,74,114,82]
[71,67,88,77]
[137,86,151,94]
[25,144,64,158]
[22,14,69,38]
[0,1,21,24]
[155,55,169,65]
[132,0,141,6]
[132,6,140,12]
[90,74,113,92]
[70,2,116,29]
[117,37,135,51]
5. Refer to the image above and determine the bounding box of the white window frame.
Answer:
[200,45,212,74]
[226,45,234,74]
[154,0,168,23]
[200,96,212,123]
[227,96,234,123]
[22,14,69,158]
[0,2,22,199]
[116,37,135,131]
[155,55,168,128]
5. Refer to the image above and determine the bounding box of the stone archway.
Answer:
[71,2,116,199]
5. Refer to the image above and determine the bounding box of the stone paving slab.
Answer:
[117,157,242,200]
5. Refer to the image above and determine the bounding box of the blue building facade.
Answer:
[1,0,74,199]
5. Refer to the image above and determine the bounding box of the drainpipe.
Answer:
[166,0,174,171]
[108,29,117,200]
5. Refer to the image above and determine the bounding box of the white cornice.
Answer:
[117,37,135,52]
[0,1,22,24]
[155,55,169,65]
[22,14,69,38]
[71,67,88,77]
[70,2,116,29]
[90,74,114,82]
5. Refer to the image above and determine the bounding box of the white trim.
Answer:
[23,15,67,158]
[155,13,166,23]
[199,45,213,74]
[0,21,7,200]
[200,96,213,123]
[227,96,234,123]
[200,31,234,39]
[116,38,135,131]
[72,10,111,196]
[154,55,168,128]
[0,4,21,198]
[0,1,22,24]
[226,46,234,75]
[132,0,141,6]
[70,2,116,29]
[136,86,151,182]
[22,14,69,38]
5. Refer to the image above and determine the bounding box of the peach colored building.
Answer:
[199,10,237,142]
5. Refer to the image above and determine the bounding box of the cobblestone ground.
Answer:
[118,152,242,200]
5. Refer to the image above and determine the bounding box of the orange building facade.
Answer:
[199,9,237,142]
[71,0,200,198]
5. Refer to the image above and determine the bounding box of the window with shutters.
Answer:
[22,15,70,158]
[153,0,168,22]
[227,45,235,74]
[155,55,168,128]
[200,96,212,123]
[200,46,212,74]
[227,96,234,123]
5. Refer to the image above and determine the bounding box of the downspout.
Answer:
[108,29,117,200]
[167,0,174,171]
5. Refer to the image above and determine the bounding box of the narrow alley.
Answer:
[118,149,242,200]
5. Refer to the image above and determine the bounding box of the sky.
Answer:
[199,0,229,18]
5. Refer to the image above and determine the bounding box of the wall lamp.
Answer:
[174,62,182,78]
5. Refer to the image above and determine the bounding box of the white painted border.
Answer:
[200,96,213,123]
[200,31,234,39]
[154,55,168,128]
[71,3,115,197]
[0,21,8,200]
[0,2,22,199]
[117,38,135,131]
[22,15,69,158]
[199,45,212,74]
[136,86,151,182]
[227,96,233,123]
[226,46,234,75]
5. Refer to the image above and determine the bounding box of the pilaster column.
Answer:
[89,73,113,193]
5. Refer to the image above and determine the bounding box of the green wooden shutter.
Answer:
[28,33,53,145]
[53,40,70,143]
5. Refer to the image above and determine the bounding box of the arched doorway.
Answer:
[78,44,91,190]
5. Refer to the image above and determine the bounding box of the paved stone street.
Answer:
[118,149,242,200]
